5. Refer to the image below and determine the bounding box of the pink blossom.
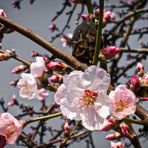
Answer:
[109,85,136,120]
[54,65,111,131]
[136,62,144,72]
[0,9,7,17]
[30,57,46,77]
[36,88,49,101]
[17,73,38,99]
[49,74,62,83]
[0,113,23,144]
[47,61,66,70]
[128,75,140,92]
[110,141,124,148]
[99,46,120,59]
[81,14,89,20]
[60,33,72,47]
[98,118,116,131]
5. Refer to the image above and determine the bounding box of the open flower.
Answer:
[17,73,38,99]
[0,113,23,144]
[30,57,46,77]
[54,65,111,131]
[109,85,136,120]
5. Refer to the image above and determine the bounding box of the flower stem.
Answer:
[92,0,104,65]
[26,112,62,125]
[85,0,93,14]
[124,117,148,126]
[60,121,81,147]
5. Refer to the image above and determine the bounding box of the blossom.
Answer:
[81,14,89,20]
[0,9,7,17]
[110,141,124,148]
[139,73,148,87]
[109,85,136,120]
[54,65,111,131]
[136,62,144,72]
[30,57,46,77]
[36,88,49,101]
[99,46,120,59]
[60,33,72,47]
[98,118,116,131]
[0,113,23,144]
[47,61,66,70]
[17,73,38,99]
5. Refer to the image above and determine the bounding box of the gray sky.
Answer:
[0,0,148,148]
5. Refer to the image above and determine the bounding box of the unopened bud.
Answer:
[11,65,27,74]
[49,23,57,32]
[98,118,116,131]
[49,74,62,83]
[99,46,120,59]
[128,75,140,92]
[136,62,144,73]
[81,14,89,20]
[63,121,70,131]
[119,122,129,137]
[0,52,11,61]
[105,132,121,140]
[7,101,14,107]
[139,73,148,87]
[0,9,6,17]
[69,0,84,4]
[47,61,66,70]
[60,33,72,47]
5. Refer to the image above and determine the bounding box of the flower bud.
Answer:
[99,46,120,59]
[11,65,27,74]
[0,9,7,17]
[105,132,121,140]
[119,122,129,137]
[49,23,57,32]
[128,75,140,92]
[49,74,62,83]
[81,14,89,20]
[0,52,11,61]
[111,141,124,148]
[127,0,136,5]
[63,121,70,131]
[98,118,116,131]
[47,61,66,70]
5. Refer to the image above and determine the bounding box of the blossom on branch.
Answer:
[109,85,136,120]
[110,141,124,148]
[54,65,111,131]
[30,56,46,77]
[17,73,38,99]
[0,113,23,144]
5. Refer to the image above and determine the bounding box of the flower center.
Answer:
[6,124,17,139]
[115,100,127,113]
[81,89,98,107]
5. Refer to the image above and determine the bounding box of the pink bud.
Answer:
[99,46,120,59]
[11,65,26,74]
[49,74,62,83]
[49,23,57,32]
[128,75,140,92]
[105,132,121,140]
[98,118,116,131]
[7,101,14,107]
[136,62,144,72]
[143,97,148,101]
[119,122,129,137]
[0,9,7,17]
[127,0,136,5]
[0,52,11,61]
[111,141,125,148]
[12,95,17,101]
[63,121,70,131]
[47,61,66,70]
[81,14,89,20]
